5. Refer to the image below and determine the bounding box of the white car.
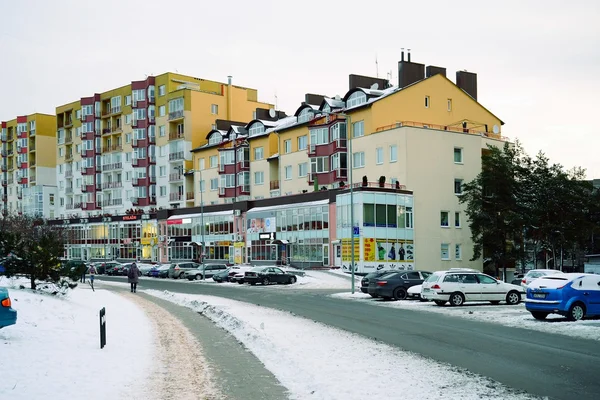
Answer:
[421,269,525,306]
[407,284,427,301]
[521,269,564,288]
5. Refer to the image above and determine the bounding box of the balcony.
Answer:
[168,110,184,121]
[169,173,183,182]
[102,128,112,135]
[106,144,123,152]
[20,162,28,169]
[149,135,156,144]
[29,129,36,137]
[102,198,123,207]
[168,151,184,161]
[2,194,7,202]
[169,192,182,201]
[65,134,73,144]
[82,130,96,141]
[269,180,280,190]
[102,181,123,189]
[0,165,6,172]
[66,187,73,194]
[149,155,156,164]
[81,149,95,158]
[132,177,148,187]
[149,175,156,183]
[30,159,36,167]
[1,134,6,142]
[132,157,148,168]
[66,203,75,210]
[132,137,148,148]
[65,170,73,178]
[102,106,122,117]
[81,202,97,210]
[65,152,73,161]
[131,197,139,206]
[102,162,122,171]
[74,202,82,209]
[29,142,36,151]
[0,149,5,157]
[30,174,36,182]
[81,166,95,175]
[81,184,94,193]
[169,131,184,140]
[186,192,194,201]
[308,139,347,157]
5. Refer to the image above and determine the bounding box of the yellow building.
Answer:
[1,113,57,217]
[54,73,273,217]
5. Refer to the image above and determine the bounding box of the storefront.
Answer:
[336,190,414,274]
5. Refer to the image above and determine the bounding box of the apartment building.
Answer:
[191,52,507,271]
[55,73,273,219]
[1,113,57,217]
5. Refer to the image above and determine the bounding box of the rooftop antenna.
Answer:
[274,92,278,111]
[375,54,379,78]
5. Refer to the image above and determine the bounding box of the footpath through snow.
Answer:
[0,277,220,400]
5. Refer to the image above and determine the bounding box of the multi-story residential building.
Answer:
[1,113,57,217]
[55,73,273,219]
[190,52,507,272]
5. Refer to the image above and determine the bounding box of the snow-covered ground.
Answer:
[144,289,538,400]
[0,277,155,400]
[332,292,600,341]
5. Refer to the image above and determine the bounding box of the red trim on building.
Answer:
[16,116,27,123]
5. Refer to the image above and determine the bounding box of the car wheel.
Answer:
[250,282,256,286]
[449,292,465,307]
[567,302,586,321]
[262,277,270,286]
[490,301,501,305]
[289,276,297,284]
[393,287,408,301]
[506,291,521,305]
[531,311,549,320]
[434,300,446,306]
[195,274,203,280]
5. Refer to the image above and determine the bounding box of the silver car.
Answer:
[184,264,228,280]
[168,262,201,279]
[521,269,564,288]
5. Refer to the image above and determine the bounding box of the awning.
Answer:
[273,239,290,245]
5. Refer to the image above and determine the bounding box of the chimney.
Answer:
[227,75,233,120]
[305,93,325,106]
[227,75,232,85]
[401,48,404,62]
[348,74,389,91]
[407,49,411,62]
[426,65,447,78]
[456,70,478,100]
[398,51,425,88]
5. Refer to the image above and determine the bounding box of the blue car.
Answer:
[525,273,600,321]
[0,288,17,328]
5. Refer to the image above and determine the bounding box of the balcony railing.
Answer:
[186,192,194,200]
[169,193,182,201]
[65,187,73,194]
[65,170,73,178]
[102,162,122,171]
[102,181,123,189]
[168,110,184,120]
[169,131,185,140]
[107,144,123,152]
[169,173,182,182]
[168,151,184,161]
[29,130,36,137]
[270,180,280,190]
[102,198,123,207]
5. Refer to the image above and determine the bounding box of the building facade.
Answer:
[1,113,57,217]
[55,73,273,220]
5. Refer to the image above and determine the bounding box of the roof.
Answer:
[205,129,227,140]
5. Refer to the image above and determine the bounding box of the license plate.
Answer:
[533,293,546,299]
[423,288,431,292]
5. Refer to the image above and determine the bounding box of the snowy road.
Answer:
[98,275,600,400]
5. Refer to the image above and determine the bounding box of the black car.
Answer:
[368,270,432,300]
[244,267,297,286]
[361,270,395,296]
[212,268,232,283]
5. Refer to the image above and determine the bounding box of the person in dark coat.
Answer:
[128,262,141,293]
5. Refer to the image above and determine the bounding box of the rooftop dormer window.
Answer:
[346,91,367,108]
[208,133,222,146]
[248,122,264,137]
[297,108,314,124]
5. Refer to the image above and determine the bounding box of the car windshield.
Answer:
[250,267,265,272]
[526,271,549,279]
[379,272,399,280]
[425,273,441,283]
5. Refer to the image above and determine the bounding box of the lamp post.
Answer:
[181,167,205,273]
[313,109,355,293]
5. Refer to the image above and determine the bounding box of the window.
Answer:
[208,133,222,146]
[455,244,462,260]
[159,125,165,137]
[159,105,166,117]
[198,158,205,171]
[49,194,55,206]
[376,147,383,164]
[59,148,64,157]
[425,96,430,108]
[284,165,292,180]
[298,162,308,177]
[211,104,218,114]
[159,166,166,177]
[352,121,364,138]
[159,186,167,196]
[254,147,264,160]
[298,135,307,151]
[311,157,329,173]
[447,99,452,111]
[168,97,184,113]
[352,151,365,168]
[310,127,329,145]
[249,123,264,137]
[158,85,166,96]
[390,145,397,162]
[209,155,217,168]
[254,171,264,185]
[441,243,450,260]
[441,211,449,227]
[454,147,463,163]
[454,179,463,195]
[125,133,131,144]
[346,91,367,108]
[125,95,131,106]
[284,139,291,154]
[455,212,461,228]
[210,178,218,191]
[298,108,314,123]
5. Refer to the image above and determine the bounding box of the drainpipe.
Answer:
[227,76,232,120]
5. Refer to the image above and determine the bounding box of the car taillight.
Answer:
[1,297,11,307]
[431,284,441,290]
[376,281,387,286]
[522,279,526,284]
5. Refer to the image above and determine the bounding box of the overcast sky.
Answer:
[2,0,599,176]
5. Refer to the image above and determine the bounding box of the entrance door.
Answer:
[334,244,341,268]
[322,244,329,267]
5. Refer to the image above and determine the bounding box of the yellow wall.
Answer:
[250,136,269,161]
[32,114,57,168]
[193,146,220,172]
[32,114,56,138]
[267,133,279,158]
[277,125,309,154]
[367,74,503,137]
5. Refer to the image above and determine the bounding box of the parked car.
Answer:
[407,284,427,301]
[525,273,600,321]
[421,268,525,306]
[138,263,155,276]
[368,270,432,300]
[212,268,232,283]
[230,272,245,284]
[511,273,524,286]
[95,261,121,275]
[185,264,228,280]
[149,264,170,278]
[168,262,201,279]
[244,267,297,285]
[521,269,564,288]
[360,270,394,296]
[106,263,125,276]
[0,288,17,329]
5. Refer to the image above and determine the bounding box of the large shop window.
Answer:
[169,243,197,261]
[250,241,277,261]
[205,245,230,261]
[363,204,398,227]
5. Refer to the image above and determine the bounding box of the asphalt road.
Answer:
[99,276,600,400]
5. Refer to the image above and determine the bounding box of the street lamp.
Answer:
[179,167,205,270]
[313,109,356,293]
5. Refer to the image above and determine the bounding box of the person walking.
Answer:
[128,261,141,293]
[89,264,97,292]
[79,263,87,283]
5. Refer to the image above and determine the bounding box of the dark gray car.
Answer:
[368,270,432,300]
[361,270,395,297]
